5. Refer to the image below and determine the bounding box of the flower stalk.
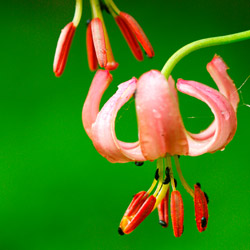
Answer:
[162,30,250,79]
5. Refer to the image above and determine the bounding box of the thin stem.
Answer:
[72,0,82,27]
[173,155,194,198]
[161,30,250,79]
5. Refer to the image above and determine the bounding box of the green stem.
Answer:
[161,30,250,79]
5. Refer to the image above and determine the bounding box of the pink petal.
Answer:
[91,78,145,163]
[207,55,239,111]
[177,79,237,156]
[53,22,76,77]
[82,70,112,139]
[188,56,239,142]
[136,70,188,160]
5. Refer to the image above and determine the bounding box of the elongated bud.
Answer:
[86,22,98,71]
[170,190,184,237]
[53,22,76,77]
[119,12,154,58]
[119,192,156,235]
[157,189,169,228]
[194,184,208,232]
[115,15,143,61]
[91,18,107,68]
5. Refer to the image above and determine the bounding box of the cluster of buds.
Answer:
[53,0,154,77]
[119,156,209,237]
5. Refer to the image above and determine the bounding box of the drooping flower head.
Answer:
[53,0,154,76]
[82,30,250,236]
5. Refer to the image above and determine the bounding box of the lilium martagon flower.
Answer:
[82,30,250,236]
[53,0,154,77]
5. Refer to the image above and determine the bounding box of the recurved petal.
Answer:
[82,70,113,138]
[136,70,188,160]
[177,79,237,156]
[207,55,239,111]
[91,78,145,163]
[53,22,76,77]
[190,56,239,142]
[115,15,143,61]
[86,21,98,71]
[119,12,154,58]
[91,18,107,68]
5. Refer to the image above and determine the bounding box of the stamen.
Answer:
[90,0,118,70]
[166,154,176,191]
[103,0,120,16]
[194,184,209,232]
[170,190,184,237]
[157,189,169,228]
[72,0,83,27]
[153,159,170,209]
[174,155,194,197]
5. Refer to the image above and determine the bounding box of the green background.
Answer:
[1,0,250,249]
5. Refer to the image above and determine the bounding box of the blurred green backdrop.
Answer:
[1,0,250,249]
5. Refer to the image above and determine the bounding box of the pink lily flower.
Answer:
[82,55,239,236]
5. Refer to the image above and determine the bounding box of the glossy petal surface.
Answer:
[136,70,188,160]
[91,78,145,163]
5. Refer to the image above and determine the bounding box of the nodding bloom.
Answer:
[53,0,154,77]
[82,30,250,236]
[82,56,239,236]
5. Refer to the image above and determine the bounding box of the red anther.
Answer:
[86,22,98,71]
[157,189,169,228]
[119,192,156,234]
[124,191,148,217]
[53,22,76,77]
[170,190,184,237]
[115,16,143,61]
[119,12,154,58]
[91,18,107,68]
[194,184,209,232]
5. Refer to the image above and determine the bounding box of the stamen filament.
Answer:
[103,0,120,16]
[174,155,194,198]
[153,158,164,197]
[161,30,250,79]
[153,158,170,210]
[72,0,83,27]
[146,179,157,195]
[166,154,176,191]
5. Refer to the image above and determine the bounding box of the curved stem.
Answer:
[173,155,194,198]
[72,0,82,27]
[161,30,250,79]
